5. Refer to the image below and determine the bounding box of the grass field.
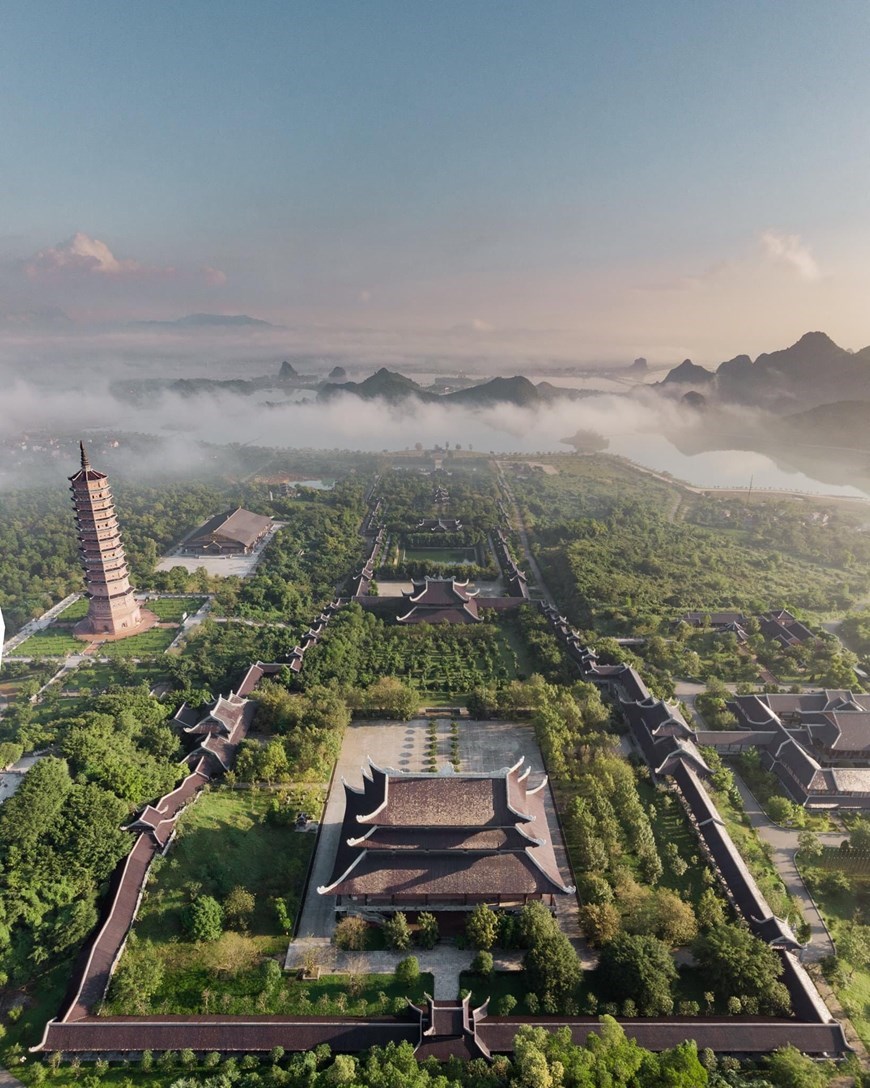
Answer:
[107,789,318,1015]
[143,596,208,622]
[802,876,870,1048]
[98,626,179,658]
[57,596,89,621]
[13,628,84,656]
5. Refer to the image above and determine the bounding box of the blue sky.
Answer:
[2,1,870,360]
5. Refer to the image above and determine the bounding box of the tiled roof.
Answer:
[324,849,567,898]
[320,760,573,902]
[187,507,273,549]
[35,1013,849,1058]
[405,578,478,604]
[359,776,519,827]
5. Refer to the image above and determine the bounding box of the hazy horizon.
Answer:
[3,2,870,363]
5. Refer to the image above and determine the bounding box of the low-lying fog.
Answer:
[1,332,867,500]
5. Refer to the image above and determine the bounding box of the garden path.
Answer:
[285,941,597,1000]
[730,771,840,962]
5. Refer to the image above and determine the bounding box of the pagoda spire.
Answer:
[68,448,148,639]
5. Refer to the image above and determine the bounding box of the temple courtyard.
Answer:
[293,717,573,943]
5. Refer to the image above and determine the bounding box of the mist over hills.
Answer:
[318,368,580,408]
[659,331,870,410]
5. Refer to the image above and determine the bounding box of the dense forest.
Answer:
[0,688,178,983]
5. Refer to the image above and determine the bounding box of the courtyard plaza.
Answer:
[287,716,584,996]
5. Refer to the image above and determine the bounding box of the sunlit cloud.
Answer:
[22,232,226,289]
[24,232,144,278]
[759,230,821,282]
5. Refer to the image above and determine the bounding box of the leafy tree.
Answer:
[626,888,697,947]
[472,950,493,977]
[384,911,411,950]
[523,929,581,1008]
[334,915,369,951]
[797,830,823,862]
[466,903,499,950]
[838,923,870,980]
[597,933,677,1015]
[692,923,789,1014]
[638,1039,709,1088]
[765,1044,827,1088]
[517,900,559,948]
[415,912,439,950]
[849,817,870,853]
[182,895,224,942]
[394,955,420,986]
[224,885,255,931]
[696,887,727,930]
[109,944,165,1011]
[579,902,621,946]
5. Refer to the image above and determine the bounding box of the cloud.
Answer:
[202,265,227,287]
[22,232,226,288]
[25,232,143,279]
[759,230,821,282]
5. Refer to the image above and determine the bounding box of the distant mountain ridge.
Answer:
[131,313,275,329]
[658,332,870,410]
[318,368,579,407]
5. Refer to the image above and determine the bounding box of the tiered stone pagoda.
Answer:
[69,443,153,639]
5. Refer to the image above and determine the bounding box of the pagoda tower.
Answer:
[69,443,148,638]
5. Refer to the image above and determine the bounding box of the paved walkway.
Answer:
[2,593,80,655]
[730,771,842,962]
[285,940,597,999]
[0,1068,26,1088]
[494,464,554,605]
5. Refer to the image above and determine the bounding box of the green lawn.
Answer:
[57,596,89,621]
[402,547,478,564]
[107,789,317,1015]
[800,875,870,1048]
[143,596,208,622]
[13,628,84,657]
[98,627,179,658]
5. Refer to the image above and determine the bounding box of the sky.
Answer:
[2,1,870,364]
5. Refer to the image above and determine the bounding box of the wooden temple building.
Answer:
[397,577,481,624]
[318,758,574,913]
[69,443,153,638]
[182,507,273,556]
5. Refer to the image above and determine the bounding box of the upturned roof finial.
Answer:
[80,441,90,470]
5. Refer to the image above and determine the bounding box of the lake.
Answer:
[606,433,870,501]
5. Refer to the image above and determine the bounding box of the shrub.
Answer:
[224,885,256,931]
[384,911,412,950]
[466,903,498,950]
[496,994,517,1015]
[416,912,439,950]
[471,950,493,977]
[334,915,369,951]
[182,895,223,942]
[395,955,420,986]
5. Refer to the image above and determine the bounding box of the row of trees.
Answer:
[20,1023,844,1088]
